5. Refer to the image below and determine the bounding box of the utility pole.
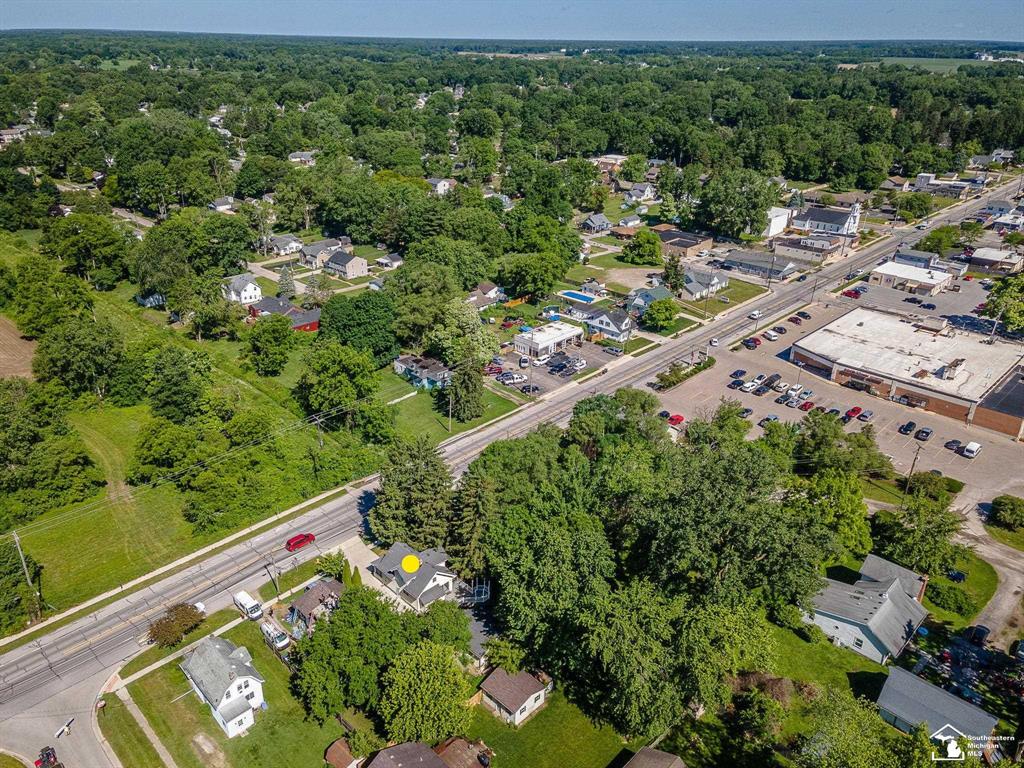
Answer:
[899,444,924,512]
[264,562,280,598]
[12,531,39,619]
[447,387,453,434]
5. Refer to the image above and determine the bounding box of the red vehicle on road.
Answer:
[285,533,316,552]
[667,414,685,426]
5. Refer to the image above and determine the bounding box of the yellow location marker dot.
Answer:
[401,554,421,574]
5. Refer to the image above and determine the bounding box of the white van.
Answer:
[748,310,763,320]
[261,621,290,651]
[787,384,803,397]
[961,441,982,459]
[762,330,779,341]
[233,590,263,620]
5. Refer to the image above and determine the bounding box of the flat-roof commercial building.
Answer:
[868,262,953,296]
[651,225,713,259]
[968,247,1023,274]
[513,321,583,357]
[791,308,1024,438]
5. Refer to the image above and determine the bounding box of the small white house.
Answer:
[288,150,317,167]
[480,668,548,727]
[427,177,456,196]
[269,234,303,256]
[761,206,793,239]
[222,274,263,306]
[585,309,634,343]
[209,196,237,213]
[180,637,265,738]
[368,542,460,611]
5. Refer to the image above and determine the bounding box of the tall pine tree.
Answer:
[445,366,485,423]
[277,265,296,299]
[448,465,499,578]
[370,435,453,548]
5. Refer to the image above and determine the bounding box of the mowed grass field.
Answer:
[128,621,348,768]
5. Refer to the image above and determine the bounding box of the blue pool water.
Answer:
[560,290,597,304]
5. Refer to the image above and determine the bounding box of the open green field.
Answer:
[129,621,347,768]
[859,477,904,505]
[119,608,239,679]
[466,690,640,768]
[678,278,766,318]
[877,57,1000,73]
[650,312,697,337]
[391,386,519,444]
[97,694,165,768]
[923,550,998,629]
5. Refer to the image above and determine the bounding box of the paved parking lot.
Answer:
[655,302,1024,499]
[844,274,997,334]
[492,339,610,395]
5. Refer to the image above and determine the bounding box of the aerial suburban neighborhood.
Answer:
[0,3,1023,768]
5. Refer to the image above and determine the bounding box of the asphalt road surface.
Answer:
[0,180,1017,767]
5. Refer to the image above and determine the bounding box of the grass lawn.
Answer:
[599,193,628,221]
[623,337,655,354]
[377,370,418,403]
[788,180,819,191]
[649,314,696,337]
[97,693,165,768]
[129,622,347,768]
[391,387,519,444]
[0,756,28,768]
[630,340,661,356]
[255,276,280,297]
[352,244,381,259]
[12,228,42,247]
[984,523,1024,552]
[922,549,998,629]
[860,477,904,505]
[678,279,766,319]
[119,608,239,679]
[258,557,323,601]
[565,263,605,283]
[466,690,639,768]
[589,252,650,271]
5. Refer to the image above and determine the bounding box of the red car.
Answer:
[285,533,316,552]
[667,414,685,426]
[842,290,861,299]
[845,406,862,419]
[799,401,815,411]
[484,365,503,375]
[964,276,973,281]
[787,316,802,325]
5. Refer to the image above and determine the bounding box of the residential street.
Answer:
[0,179,1018,766]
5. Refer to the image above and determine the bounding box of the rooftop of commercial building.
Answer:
[871,261,950,286]
[794,308,1023,403]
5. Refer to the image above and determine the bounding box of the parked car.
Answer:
[728,379,745,390]
[758,415,779,427]
[285,533,316,552]
[785,397,801,408]
[261,622,290,651]
[741,381,758,392]
[775,394,790,404]
[731,369,748,379]
[491,356,504,365]
[842,290,861,299]
[771,326,787,335]
[898,421,917,435]
[787,384,803,397]
[484,365,503,375]
[658,410,671,419]
[826,408,841,417]
[966,625,991,647]
[845,406,862,419]
[904,296,923,304]
[753,385,771,396]
[739,408,754,418]
[519,356,530,368]
[742,338,760,349]
[762,330,779,341]
[772,380,790,392]
[857,410,873,421]
[921,303,937,310]
[797,311,811,320]
[520,384,541,394]
[533,354,551,366]
[752,374,767,385]
[798,389,813,400]
[961,441,982,458]
[915,427,933,441]
[603,347,624,357]
[854,285,869,293]
[944,439,962,451]
[787,316,802,325]
[799,400,815,411]
[667,414,685,426]
[505,373,528,385]
[572,359,587,371]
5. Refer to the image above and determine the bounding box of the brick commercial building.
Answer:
[790,308,1024,439]
[651,224,713,258]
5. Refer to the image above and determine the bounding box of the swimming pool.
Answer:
[559,290,597,304]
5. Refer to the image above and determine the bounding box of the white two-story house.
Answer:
[180,637,265,738]
[221,274,263,306]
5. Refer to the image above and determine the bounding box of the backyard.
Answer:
[677,278,766,319]
[128,621,348,768]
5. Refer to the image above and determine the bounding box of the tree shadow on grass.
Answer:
[848,669,888,702]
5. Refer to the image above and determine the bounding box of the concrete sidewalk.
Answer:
[115,688,179,768]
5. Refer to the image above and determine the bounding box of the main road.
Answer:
[0,180,1016,766]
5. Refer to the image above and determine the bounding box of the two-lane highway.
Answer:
[0,179,1016,766]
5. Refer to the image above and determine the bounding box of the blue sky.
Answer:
[1,0,1022,41]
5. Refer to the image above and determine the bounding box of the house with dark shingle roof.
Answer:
[368,543,461,612]
[180,637,264,738]
[299,237,352,269]
[324,251,368,280]
[877,667,998,751]
[626,285,674,316]
[479,668,548,726]
[585,308,634,343]
[289,578,344,630]
[581,213,612,234]
[682,268,728,300]
[805,555,928,663]
[365,742,446,768]
[623,747,687,768]
[791,204,861,237]
[248,297,320,331]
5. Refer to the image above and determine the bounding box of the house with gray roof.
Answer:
[365,742,446,768]
[324,251,368,280]
[626,285,674,316]
[288,150,318,166]
[721,252,798,280]
[805,554,928,663]
[221,273,263,306]
[269,233,303,256]
[180,637,265,738]
[681,268,728,300]
[581,213,612,234]
[877,667,998,754]
[623,747,687,768]
[289,578,344,630]
[368,542,461,612]
[299,237,352,268]
[791,204,861,237]
[584,308,634,343]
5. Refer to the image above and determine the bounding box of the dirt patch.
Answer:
[0,315,35,379]
[603,267,653,290]
[191,732,227,768]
